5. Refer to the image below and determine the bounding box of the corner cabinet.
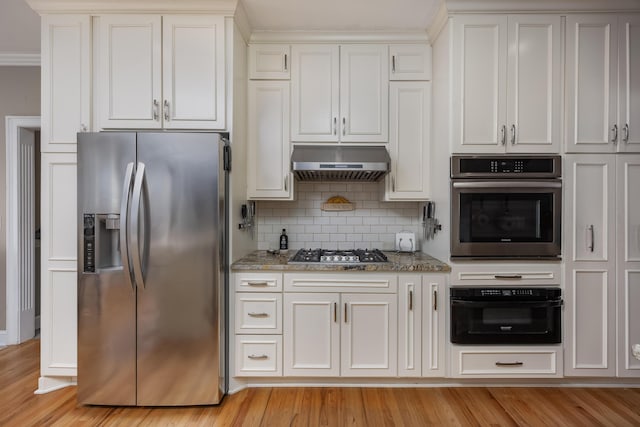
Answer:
[290,44,388,142]
[385,81,431,200]
[565,14,640,153]
[95,14,225,130]
[247,80,293,200]
[451,14,561,154]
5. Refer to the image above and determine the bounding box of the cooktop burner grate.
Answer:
[289,248,389,264]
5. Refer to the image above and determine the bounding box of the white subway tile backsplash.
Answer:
[256,182,423,250]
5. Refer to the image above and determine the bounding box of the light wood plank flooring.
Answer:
[2,339,640,426]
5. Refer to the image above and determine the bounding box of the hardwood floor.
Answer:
[2,339,640,426]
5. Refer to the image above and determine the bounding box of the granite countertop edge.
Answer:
[231,250,451,273]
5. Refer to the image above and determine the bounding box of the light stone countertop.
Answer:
[231,250,450,273]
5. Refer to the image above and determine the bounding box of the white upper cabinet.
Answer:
[291,44,388,143]
[389,44,432,81]
[385,81,431,200]
[249,44,290,79]
[96,14,225,130]
[452,15,561,153]
[566,14,640,153]
[41,14,91,152]
[247,80,293,200]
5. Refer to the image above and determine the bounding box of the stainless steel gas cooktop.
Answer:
[289,248,389,264]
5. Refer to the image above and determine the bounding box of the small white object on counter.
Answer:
[633,344,640,360]
[395,232,416,252]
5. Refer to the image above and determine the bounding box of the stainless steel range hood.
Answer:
[291,146,390,182]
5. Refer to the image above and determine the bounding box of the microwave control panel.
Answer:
[451,155,562,178]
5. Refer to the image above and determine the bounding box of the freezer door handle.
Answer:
[120,162,135,290]
[131,162,147,289]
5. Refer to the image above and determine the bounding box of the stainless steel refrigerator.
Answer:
[77,132,228,406]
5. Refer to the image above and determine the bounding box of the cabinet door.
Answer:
[422,275,445,377]
[565,15,618,153]
[162,15,225,129]
[398,275,421,377]
[389,44,432,81]
[506,15,561,153]
[291,44,339,142]
[340,44,389,142]
[341,293,397,377]
[564,155,616,263]
[247,81,293,200]
[41,14,91,152]
[96,15,162,129]
[616,155,640,377]
[283,293,340,376]
[249,44,290,79]
[385,82,431,201]
[618,15,640,152]
[564,268,616,376]
[40,153,78,377]
[451,15,508,153]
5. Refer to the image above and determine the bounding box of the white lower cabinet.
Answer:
[236,335,283,377]
[450,346,562,378]
[284,292,397,377]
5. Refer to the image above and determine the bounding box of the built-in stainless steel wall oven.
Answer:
[450,287,562,344]
[451,155,562,259]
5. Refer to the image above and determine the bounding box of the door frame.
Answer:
[5,115,41,345]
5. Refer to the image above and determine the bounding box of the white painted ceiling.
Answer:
[241,0,442,32]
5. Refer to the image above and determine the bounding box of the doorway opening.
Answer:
[5,116,41,345]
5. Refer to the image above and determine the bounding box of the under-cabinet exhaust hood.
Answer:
[291,146,390,182]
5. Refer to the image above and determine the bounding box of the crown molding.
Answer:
[427,3,449,44]
[0,53,41,66]
[249,31,430,44]
[445,0,640,13]
[233,0,251,44]
[26,0,238,15]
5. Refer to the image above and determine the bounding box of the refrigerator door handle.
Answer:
[131,162,147,289]
[120,162,136,290]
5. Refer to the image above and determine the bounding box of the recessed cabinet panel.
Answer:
[507,16,561,151]
[566,15,618,152]
[620,159,640,261]
[389,44,432,80]
[249,44,290,79]
[619,16,640,152]
[619,271,640,376]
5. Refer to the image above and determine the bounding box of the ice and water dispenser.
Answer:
[83,213,122,273]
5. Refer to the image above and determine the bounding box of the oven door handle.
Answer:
[451,300,563,308]
[452,181,562,189]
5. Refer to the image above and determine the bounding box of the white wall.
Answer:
[256,182,424,251]
[0,0,40,55]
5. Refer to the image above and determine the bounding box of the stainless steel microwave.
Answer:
[450,155,562,259]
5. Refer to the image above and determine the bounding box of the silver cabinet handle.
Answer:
[153,99,159,121]
[500,125,506,145]
[248,312,269,318]
[163,100,170,121]
[623,123,630,143]
[433,289,438,311]
[333,117,337,135]
[342,117,346,136]
[510,124,516,145]
[334,302,337,323]
[588,224,595,252]
[409,290,413,311]
[120,162,136,290]
[284,53,288,71]
[392,55,396,73]
[494,275,523,279]
[611,124,618,143]
[392,176,395,192]
[247,281,269,287]
[344,303,348,323]
[495,361,523,367]
[248,354,268,360]
[284,175,288,192]
[130,162,147,289]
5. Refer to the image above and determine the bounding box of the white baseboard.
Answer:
[35,376,76,394]
[0,330,7,347]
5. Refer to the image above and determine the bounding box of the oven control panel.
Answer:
[480,288,534,297]
[451,287,562,300]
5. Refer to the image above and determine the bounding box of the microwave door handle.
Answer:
[452,181,562,189]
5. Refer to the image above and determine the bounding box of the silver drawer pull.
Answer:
[494,275,523,279]
[495,361,524,367]
[248,354,269,360]
[248,312,269,317]
[247,281,269,286]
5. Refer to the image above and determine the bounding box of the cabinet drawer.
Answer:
[451,346,562,378]
[235,293,282,334]
[284,273,397,293]
[451,263,561,287]
[235,272,283,292]
[235,335,282,377]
